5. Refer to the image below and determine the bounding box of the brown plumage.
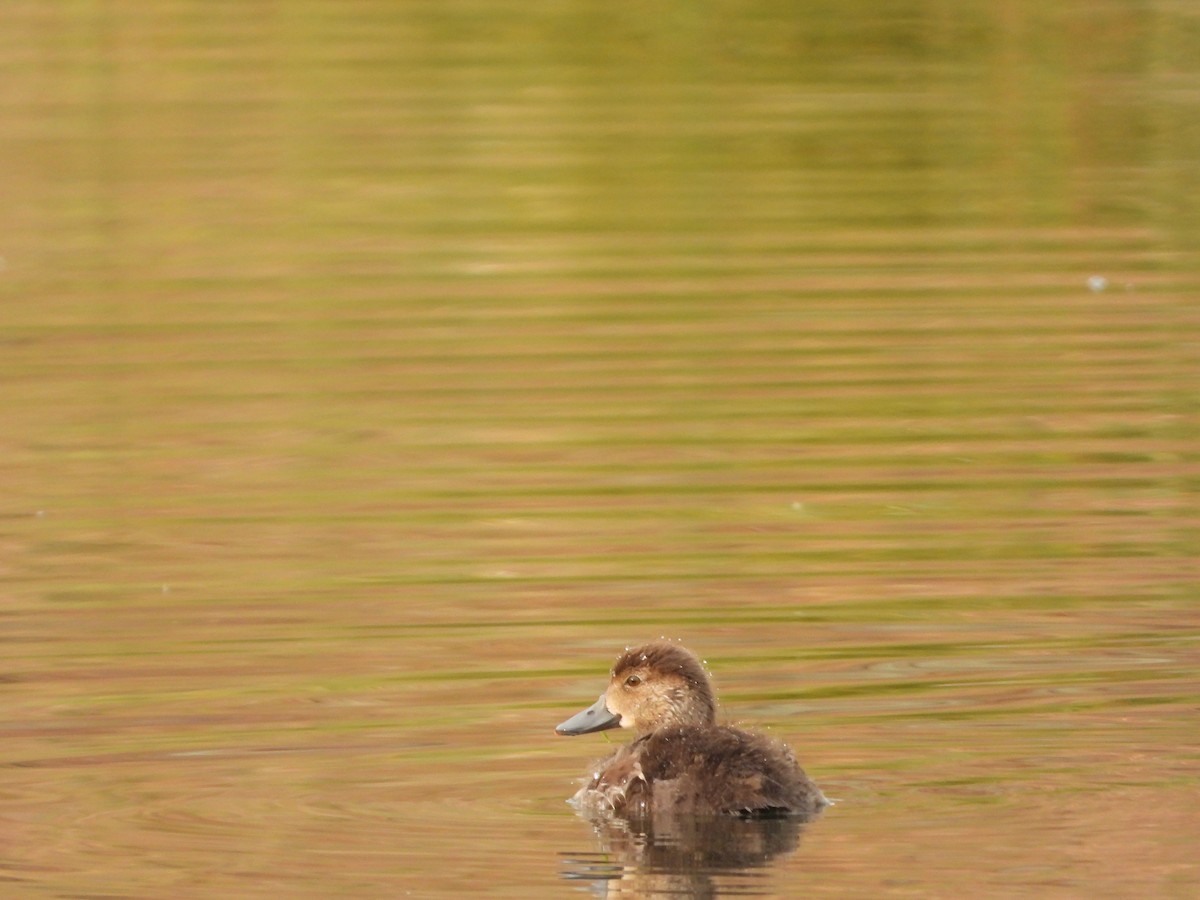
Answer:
[556,641,826,819]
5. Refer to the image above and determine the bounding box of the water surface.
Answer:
[1,1,1197,897]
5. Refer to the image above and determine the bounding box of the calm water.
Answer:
[2,1,1197,897]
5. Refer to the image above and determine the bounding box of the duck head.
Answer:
[556,641,717,738]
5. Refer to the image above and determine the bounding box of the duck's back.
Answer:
[625,725,825,818]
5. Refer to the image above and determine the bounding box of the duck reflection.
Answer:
[561,809,809,897]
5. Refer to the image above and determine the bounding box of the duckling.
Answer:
[556,641,826,819]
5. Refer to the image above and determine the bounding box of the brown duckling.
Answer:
[556,641,826,819]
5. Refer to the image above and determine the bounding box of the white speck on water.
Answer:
[1087,275,1108,293]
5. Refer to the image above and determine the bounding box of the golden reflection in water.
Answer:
[1,0,1197,896]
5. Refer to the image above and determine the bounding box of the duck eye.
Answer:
[624,675,642,687]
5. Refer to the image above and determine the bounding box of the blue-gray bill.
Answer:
[556,693,621,735]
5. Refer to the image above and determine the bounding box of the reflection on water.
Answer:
[562,812,809,897]
[2,0,1198,896]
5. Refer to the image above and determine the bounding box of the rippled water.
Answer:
[2,1,1197,897]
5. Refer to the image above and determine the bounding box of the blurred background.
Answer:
[2,1,1196,897]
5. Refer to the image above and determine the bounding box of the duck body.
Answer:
[573,723,823,818]
[557,642,826,819]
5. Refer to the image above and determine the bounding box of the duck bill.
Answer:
[555,693,621,735]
